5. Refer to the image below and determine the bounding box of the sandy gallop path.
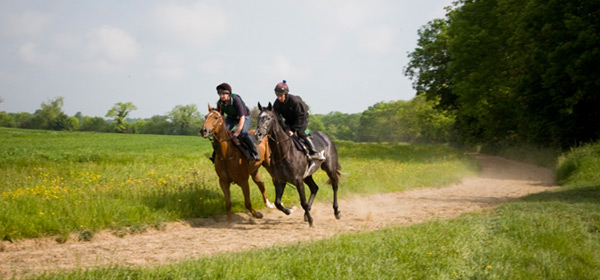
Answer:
[0,154,557,278]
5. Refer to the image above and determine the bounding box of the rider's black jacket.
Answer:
[273,93,309,133]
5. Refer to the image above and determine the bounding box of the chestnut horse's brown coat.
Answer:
[201,105,274,222]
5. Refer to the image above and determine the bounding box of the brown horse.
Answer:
[200,104,274,222]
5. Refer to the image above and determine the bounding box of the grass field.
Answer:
[0,128,477,242]
[28,141,600,279]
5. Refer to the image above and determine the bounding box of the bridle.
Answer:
[204,110,239,161]
[205,110,235,143]
[258,111,293,162]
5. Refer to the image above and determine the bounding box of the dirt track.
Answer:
[0,154,558,278]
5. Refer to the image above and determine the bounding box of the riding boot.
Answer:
[242,134,260,161]
[304,137,325,160]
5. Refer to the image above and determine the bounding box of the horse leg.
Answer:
[303,175,319,211]
[251,170,274,208]
[274,180,293,215]
[240,181,263,219]
[322,160,342,220]
[219,179,233,223]
[331,180,341,219]
[294,179,313,227]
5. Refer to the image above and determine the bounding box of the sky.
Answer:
[0,0,453,118]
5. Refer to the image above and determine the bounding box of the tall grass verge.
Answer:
[481,143,560,169]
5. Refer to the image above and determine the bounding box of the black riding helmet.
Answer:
[216,82,232,94]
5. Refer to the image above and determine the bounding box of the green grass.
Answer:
[0,128,223,241]
[0,128,478,241]
[481,143,561,170]
[26,141,600,280]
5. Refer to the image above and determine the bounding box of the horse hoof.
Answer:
[335,211,342,220]
[254,212,263,219]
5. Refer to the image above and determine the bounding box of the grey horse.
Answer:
[255,102,342,227]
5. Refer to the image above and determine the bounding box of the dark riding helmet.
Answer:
[216,82,232,95]
[274,80,289,95]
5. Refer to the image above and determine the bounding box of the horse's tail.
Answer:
[326,161,343,186]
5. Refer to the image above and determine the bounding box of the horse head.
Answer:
[201,104,224,138]
[255,102,275,141]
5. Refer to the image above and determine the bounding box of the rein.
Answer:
[211,133,235,143]
[264,119,296,163]
[266,134,292,145]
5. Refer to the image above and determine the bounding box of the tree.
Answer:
[401,95,455,143]
[307,115,325,134]
[168,104,202,135]
[249,106,260,129]
[80,116,110,132]
[143,115,174,135]
[405,18,456,110]
[406,0,600,148]
[0,111,16,128]
[358,101,408,142]
[30,97,71,130]
[313,112,361,141]
[510,0,600,147]
[11,112,33,128]
[106,102,137,133]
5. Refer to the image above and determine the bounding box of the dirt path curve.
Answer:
[1,154,558,278]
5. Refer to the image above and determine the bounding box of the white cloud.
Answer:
[309,0,395,29]
[153,52,188,80]
[18,42,59,66]
[154,2,228,46]
[84,25,140,71]
[2,10,54,38]
[261,55,312,82]
[333,2,370,29]
[307,0,399,55]
[54,33,82,50]
[0,70,16,82]
[271,55,295,77]
[198,59,231,75]
[356,25,396,55]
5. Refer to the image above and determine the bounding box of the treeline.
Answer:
[405,0,600,149]
[309,94,454,143]
[0,94,456,143]
[0,97,204,136]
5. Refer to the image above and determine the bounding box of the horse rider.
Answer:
[272,80,325,161]
[215,82,260,161]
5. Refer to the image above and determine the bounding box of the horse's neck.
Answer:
[270,119,295,158]
[271,119,287,143]
[213,123,233,157]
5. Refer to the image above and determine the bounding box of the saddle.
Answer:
[291,133,329,178]
[291,133,327,157]
[229,131,260,161]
